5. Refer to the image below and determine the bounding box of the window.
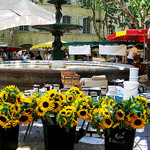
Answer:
[83,18,90,34]
[19,26,29,31]
[63,16,71,33]
[63,16,71,24]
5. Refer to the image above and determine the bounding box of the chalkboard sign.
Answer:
[105,128,136,150]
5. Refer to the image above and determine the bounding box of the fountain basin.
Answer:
[0,60,134,91]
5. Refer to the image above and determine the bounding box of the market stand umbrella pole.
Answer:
[107,29,150,62]
[0,0,56,31]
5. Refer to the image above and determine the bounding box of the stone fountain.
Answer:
[32,0,82,60]
[0,0,134,91]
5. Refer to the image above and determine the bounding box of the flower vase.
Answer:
[104,128,136,150]
[0,125,19,150]
[43,123,76,150]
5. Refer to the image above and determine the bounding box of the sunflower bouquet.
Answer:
[56,86,97,141]
[91,95,150,135]
[0,85,35,129]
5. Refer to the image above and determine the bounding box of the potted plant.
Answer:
[33,87,94,150]
[91,96,150,150]
[0,85,35,150]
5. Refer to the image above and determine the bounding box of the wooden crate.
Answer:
[61,72,80,86]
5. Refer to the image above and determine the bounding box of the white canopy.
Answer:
[0,0,56,30]
[69,45,91,55]
[99,44,126,56]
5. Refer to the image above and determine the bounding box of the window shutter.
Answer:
[92,21,96,34]
[79,17,83,34]
[71,0,76,5]
[72,16,76,33]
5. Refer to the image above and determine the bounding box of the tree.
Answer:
[79,0,104,40]
[79,0,150,39]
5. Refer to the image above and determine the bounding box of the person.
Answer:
[44,50,51,60]
[35,51,43,60]
[99,55,106,62]
[22,52,29,60]
[127,45,138,64]
[1,50,7,61]
[65,53,69,61]
[106,55,116,63]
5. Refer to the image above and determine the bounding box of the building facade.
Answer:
[13,0,102,49]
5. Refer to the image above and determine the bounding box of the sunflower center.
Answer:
[19,116,28,122]
[54,103,58,109]
[68,97,72,100]
[134,119,142,125]
[76,91,80,94]
[118,112,123,117]
[4,94,6,100]
[39,108,43,113]
[43,102,49,108]
[80,111,86,116]
[0,116,6,122]
[15,106,18,111]
[130,113,134,117]
[82,106,87,109]
[50,93,54,97]
[106,119,111,125]
[61,111,65,114]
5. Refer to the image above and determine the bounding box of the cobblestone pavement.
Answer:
[17,83,150,150]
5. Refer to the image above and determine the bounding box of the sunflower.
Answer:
[79,91,84,98]
[131,117,145,129]
[66,110,72,117]
[124,119,131,126]
[7,97,15,103]
[78,109,88,120]
[98,123,106,129]
[47,89,57,99]
[62,117,67,125]
[57,93,65,101]
[0,90,8,102]
[127,112,136,121]
[80,103,89,109]
[35,106,46,116]
[66,95,73,103]
[39,99,54,112]
[102,117,113,128]
[25,108,34,114]
[112,122,120,128]
[140,97,148,104]
[115,110,125,121]
[11,103,21,114]
[11,120,19,127]
[59,109,67,116]
[55,96,61,102]
[16,93,23,103]
[88,114,92,122]
[103,109,111,117]
[18,113,33,125]
[21,97,32,103]
[0,115,8,126]
[52,101,62,113]
[0,102,3,109]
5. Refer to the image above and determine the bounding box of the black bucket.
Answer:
[105,128,136,150]
[0,125,19,150]
[43,123,76,150]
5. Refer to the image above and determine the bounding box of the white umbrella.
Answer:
[0,0,56,31]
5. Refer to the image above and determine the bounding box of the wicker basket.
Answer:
[61,72,80,86]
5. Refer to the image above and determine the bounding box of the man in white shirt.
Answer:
[127,45,138,64]
[44,50,51,60]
